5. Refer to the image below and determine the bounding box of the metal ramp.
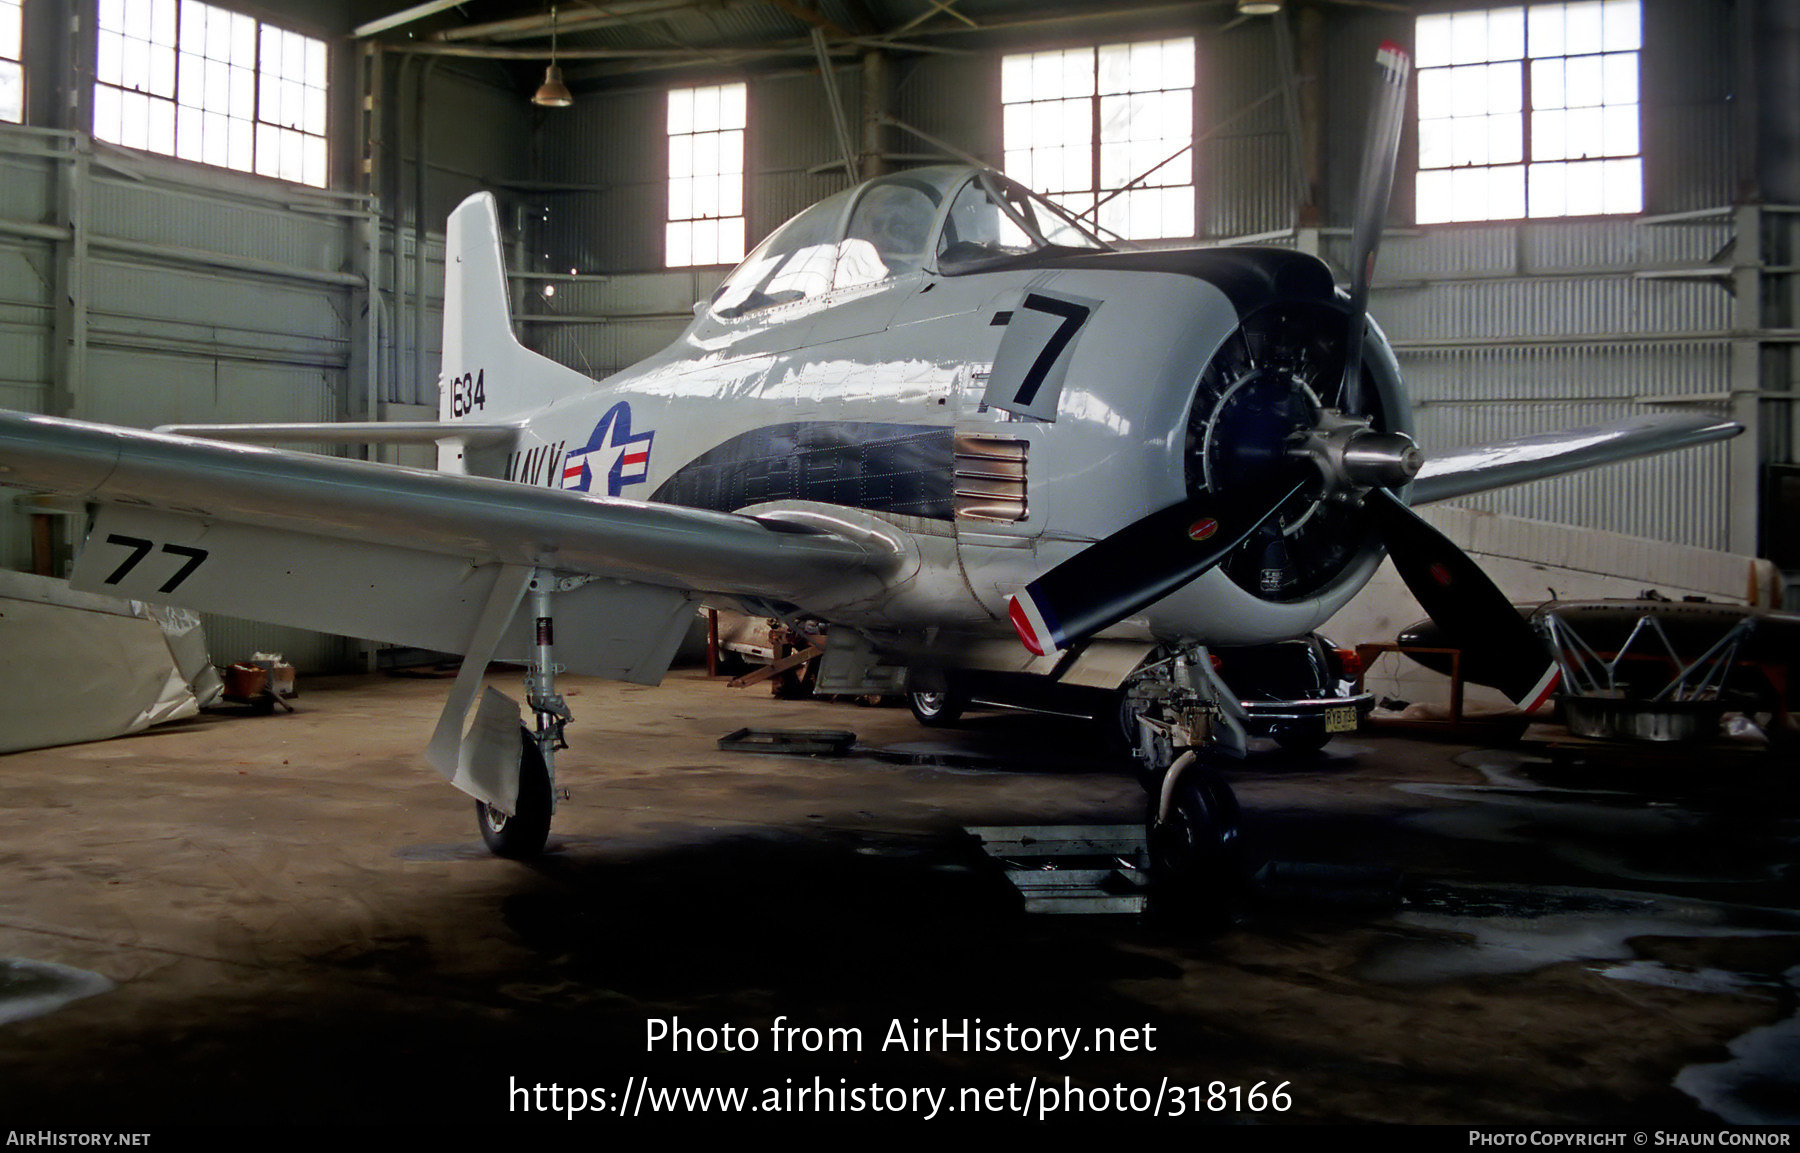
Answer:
[963,824,1150,915]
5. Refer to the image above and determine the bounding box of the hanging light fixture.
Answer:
[533,5,573,108]
[1237,0,1283,13]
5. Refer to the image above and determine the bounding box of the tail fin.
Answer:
[440,193,592,427]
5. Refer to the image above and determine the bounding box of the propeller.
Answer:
[1004,42,1562,714]
[1339,40,1410,418]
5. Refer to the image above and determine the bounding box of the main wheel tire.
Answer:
[907,686,967,727]
[1146,764,1242,922]
[477,728,552,859]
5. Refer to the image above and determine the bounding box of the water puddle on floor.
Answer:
[1374,742,1800,1123]
[1360,884,1800,983]
[1358,883,1800,1122]
[1395,749,1799,886]
[1672,964,1800,1125]
[0,958,114,1026]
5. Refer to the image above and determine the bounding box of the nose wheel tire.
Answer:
[477,727,553,859]
[1146,763,1242,922]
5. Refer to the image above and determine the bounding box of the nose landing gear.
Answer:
[1145,750,1242,923]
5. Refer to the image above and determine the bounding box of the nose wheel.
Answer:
[1145,751,1243,923]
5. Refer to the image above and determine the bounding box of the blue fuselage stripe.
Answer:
[651,421,954,520]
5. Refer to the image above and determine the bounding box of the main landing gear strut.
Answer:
[427,564,580,860]
[476,574,572,858]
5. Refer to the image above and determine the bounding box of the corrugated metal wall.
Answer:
[1201,19,1296,240]
[0,50,529,670]
[0,143,55,571]
[0,126,363,669]
[1333,130,1742,551]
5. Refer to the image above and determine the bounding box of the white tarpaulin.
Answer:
[0,571,223,754]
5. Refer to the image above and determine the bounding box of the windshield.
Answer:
[709,187,852,318]
[710,167,1112,317]
[936,172,1108,272]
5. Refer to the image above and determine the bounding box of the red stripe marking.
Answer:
[1522,667,1562,713]
[1007,596,1044,657]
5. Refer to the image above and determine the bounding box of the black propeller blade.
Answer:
[1361,488,1560,710]
[1006,479,1309,658]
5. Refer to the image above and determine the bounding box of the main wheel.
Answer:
[907,685,967,727]
[477,727,552,859]
[1146,763,1242,921]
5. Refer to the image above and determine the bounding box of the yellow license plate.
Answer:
[1324,706,1357,733]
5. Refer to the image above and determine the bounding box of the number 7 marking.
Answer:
[103,534,155,585]
[159,545,209,593]
[1011,293,1091,408]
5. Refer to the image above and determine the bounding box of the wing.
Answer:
[0,410,902,682]
[1408,412,1739,505]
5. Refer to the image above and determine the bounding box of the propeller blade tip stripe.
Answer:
[1007,588,1062,658]
[1515,666,1561,714]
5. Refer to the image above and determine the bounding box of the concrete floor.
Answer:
[1,666,1797,1128]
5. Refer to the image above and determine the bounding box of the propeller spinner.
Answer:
[1005,42,1562,713]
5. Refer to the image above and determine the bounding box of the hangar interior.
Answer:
[0,0,1796,669]
[2,0,1800,1129]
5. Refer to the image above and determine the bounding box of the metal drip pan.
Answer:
[1559,695,1725,743]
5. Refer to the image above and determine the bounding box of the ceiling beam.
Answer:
[433,0,708,43]
[893,0,979,36]
[352,0,471,39]
[761,0,851,38]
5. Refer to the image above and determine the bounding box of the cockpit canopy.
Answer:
[710,166,1108,319]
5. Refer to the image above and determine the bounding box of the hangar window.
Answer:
[1001,37,1195,241]
[1416,1,1641,223]
[92,0,328,186]
[1,0,22,122]
[666,82,747,267]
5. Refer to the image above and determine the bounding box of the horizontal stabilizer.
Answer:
[155,422,516,446]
